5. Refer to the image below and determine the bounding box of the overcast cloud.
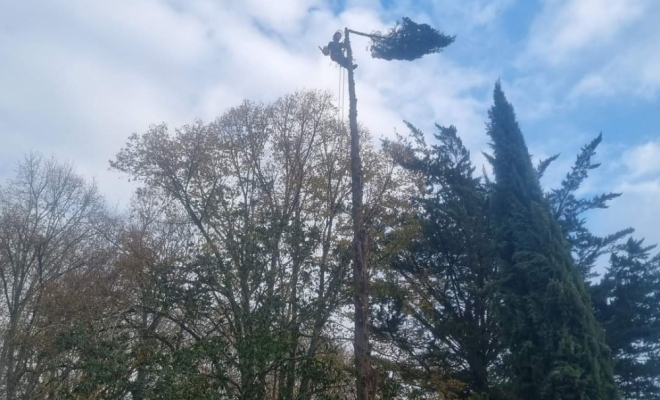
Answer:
[1,0,659,268]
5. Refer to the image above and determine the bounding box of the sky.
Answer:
[1,0,659,271]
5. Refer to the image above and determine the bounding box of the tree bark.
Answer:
[344,28,375,400]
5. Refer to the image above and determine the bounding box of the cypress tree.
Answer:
[362,17,455,61]
[593,238,660,400]
[542,134,632,281]
[374,123,505,399]
[487,81,619,400]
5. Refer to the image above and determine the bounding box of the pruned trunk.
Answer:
[344,28,375,400]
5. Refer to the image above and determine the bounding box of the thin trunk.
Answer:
[6,342,16,400]
[131,310,149,400]
[347,29,384,40]
[297,212,336,399]
[282,230,301,399]
[2,313,19,400]
[0,331,8,393]
[344,28,375,400]
[468,355,490,396]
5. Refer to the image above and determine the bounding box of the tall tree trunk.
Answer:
[344,28,375,400]
[2,313,19,400]
[0,330,9,395]
[6,341,16,400]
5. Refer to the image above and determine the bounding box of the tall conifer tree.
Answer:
[374,124,504,399]
[593,238,660,400]
[487,82,618,400]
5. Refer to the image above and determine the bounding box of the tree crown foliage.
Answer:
[1,88,659,400]
[367,17,455,61]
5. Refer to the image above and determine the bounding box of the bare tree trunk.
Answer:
[344,28,375,400]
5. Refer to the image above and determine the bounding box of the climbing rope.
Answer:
[337,64,346,126]
[338,65,342,125]
[341,64,345,123]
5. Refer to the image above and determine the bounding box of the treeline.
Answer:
[0,87,658,399]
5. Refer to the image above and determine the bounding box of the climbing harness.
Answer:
[319,29,348,126]
[320,30,357,71]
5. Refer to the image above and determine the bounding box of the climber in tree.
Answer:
[319,31,357,70]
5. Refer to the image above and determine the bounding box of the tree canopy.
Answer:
[1,86,660,399]
[365,17,455,61]
[487,81,619,400]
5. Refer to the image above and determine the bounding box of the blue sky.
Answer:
[1,0,659,268]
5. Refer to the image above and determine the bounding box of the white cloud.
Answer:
[459,0,514,27]
[622,140,660,178]
[587,140,660,252]
[242,0,322,33]
[0,0,492,207]
[605,179,660,247]
[569,35,660,99]
[427,0,513,30]
[569,74,614,98]
[524,0,648,67]
[520,0,660,100]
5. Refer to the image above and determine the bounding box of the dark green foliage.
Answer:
[51,325,148,400]
[374,123,505,399]
[593,238,660,399]
[12,89,660,399]
[535,154,560,181]
[544,134,632,280]
[487,81,618,400]
[366,17,455,61]
[539,136,660,399]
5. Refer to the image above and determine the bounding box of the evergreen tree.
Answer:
[361,17,455,61]
[541,134,632,280]
[593,238,660,400]
[536,134,660,399]
[487,81,618,400]
[374,123,505,399]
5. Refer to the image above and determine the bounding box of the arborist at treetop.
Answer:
[319,31,357,70]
